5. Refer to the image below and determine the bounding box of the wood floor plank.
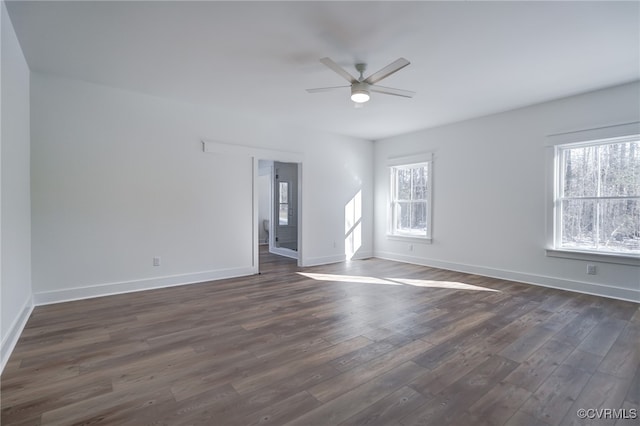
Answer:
[555,307,606,347]
[597,323,640,379]
[0,378,113,425]
[408,340,496,394]
[400,355,519,426]
[503,337,575,392]
[141,383,239,426]
[230,335,371,394]
[2,247,637,426]
[625,368,640,406]
[1,369,113,409]
[200,363,341,425]
[561,348,605,374]
[308,338,433,403]
[330,337,399,372]
[285,361,428,426]
[575,317,627,357]
[499,325,559,363]
[561,371,633,426]
[630,306,640,325]
[338,386,428,426]
[412,319,502,371]
[419,310,496,347]
[519,364,592,426]
[504,409,553,426]
[169,351,261,402]
[40,387,176,426]
[240,390,321,426]
[467,382,532,426]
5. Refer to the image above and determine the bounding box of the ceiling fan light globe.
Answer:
[351,91,370,103]
[351,82,371,103]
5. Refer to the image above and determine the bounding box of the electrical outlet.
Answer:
[587,264,596,275]
[153,257,161,267]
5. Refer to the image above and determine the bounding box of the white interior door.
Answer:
[274,161,298,253]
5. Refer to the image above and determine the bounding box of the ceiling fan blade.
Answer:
[306,85,351,93]
[319,57,358,84]
[363,58,410,85]
[369,85,415,98]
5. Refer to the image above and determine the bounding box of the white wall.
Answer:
[1,0,33,371]
[30,73,373,304]
[374,81,640,302]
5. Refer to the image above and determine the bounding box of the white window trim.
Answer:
[387,153,433,243]
[545,121,640,265]
[546,248,639,266]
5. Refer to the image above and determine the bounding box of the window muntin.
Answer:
[390,162,431,238]
[556,136,639,255]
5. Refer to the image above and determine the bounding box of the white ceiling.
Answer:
[6,1,640,140]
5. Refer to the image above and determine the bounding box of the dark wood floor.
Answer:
[2,247,639,425]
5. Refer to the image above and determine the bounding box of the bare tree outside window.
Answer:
[557,138,639,254]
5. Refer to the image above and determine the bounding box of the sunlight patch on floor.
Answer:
[387,277,499,292]
[297,272,393,286]
[297,272,500,292]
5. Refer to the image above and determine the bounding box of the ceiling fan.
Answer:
[306,57,415,104]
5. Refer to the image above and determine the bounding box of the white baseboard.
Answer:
[33,266,256,306]
[374,251,639,303]
[1,296,34,374]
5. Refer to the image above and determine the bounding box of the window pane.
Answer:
[279,182,288,203]
[396,202,411,231]
[279,204,288,225]
[598,199,640,253]
[561,199,596,250]
[412,166,428,200]
[600,141,640,197]
[396,169,412,200]
[562,146,598,197]
[411,201,427,232]
[395,201,427,235]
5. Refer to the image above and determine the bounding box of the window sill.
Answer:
[387,234,432,244]
[546,248,640,266]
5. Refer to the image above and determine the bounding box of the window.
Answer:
[554,135,639,255]
[388,154,432,240]
[278,181,288,226]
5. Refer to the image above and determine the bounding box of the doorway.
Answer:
[256,159,301,265]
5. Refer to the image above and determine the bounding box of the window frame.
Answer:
[387,153,433,243]
[546,122,640,266]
